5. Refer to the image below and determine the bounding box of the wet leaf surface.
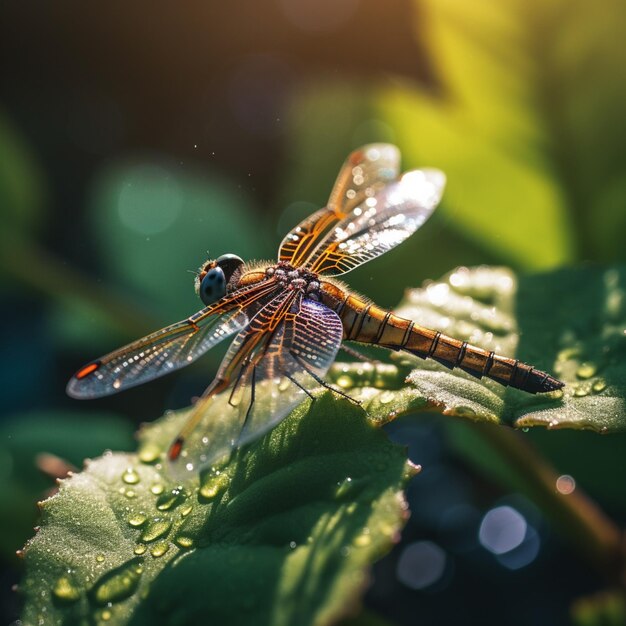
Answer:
[20,396,412,626]
[19,265,625,624]
[328,265,626,433]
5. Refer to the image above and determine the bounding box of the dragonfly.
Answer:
[68,144,563,474]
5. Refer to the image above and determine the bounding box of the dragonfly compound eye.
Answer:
[199,266,226,305]
[215,254,244,281]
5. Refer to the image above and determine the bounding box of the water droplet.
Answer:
[379,391,395,405]
[121,468,140,485]
[335,477,353,499]
[124,489,136,499]
[150,541,170,558]
[140,519,172,543]
[455,406,476,417]
[180,504,193,517]
[150,483,164,495]
[134,544,147,555]
[336,375,353,389]
[573,384,589,397]
[353,531,371,547]
[199,471,230,500]
[156,486,186,511]
[101,609,112,621]
[557,347,581,362]
[127,513,147,528]
[175,536,194,549]
[592,378,607,393]
[96,554,105,563]
[289,541,297,549]
[545,388,564,400]
[576,362,597,379]
[522,427,530,433]
[138,444,161,464]
[52,575,81,604]
[89,558,143,606]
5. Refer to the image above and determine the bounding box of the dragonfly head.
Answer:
[196,253,244,306]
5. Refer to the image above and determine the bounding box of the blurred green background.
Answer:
[1,0,625,624]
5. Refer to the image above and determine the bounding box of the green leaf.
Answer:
[327,265,626,433]
[0,411,134,561]
[20,396,412,626]
[377,0,626,268]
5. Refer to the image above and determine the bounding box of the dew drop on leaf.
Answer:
[174,536,194,549]
[140,519,172,543]
[576,362,597,379]
[156,486,186,511]
[121,468,140,485]
[138,444,161,464]
[150,541,170,558]
[573,384,590,397]
[353,530,372,547]
[52,575,81,604]
[592,378,607,393]
[127,513,147,528]
[199,470,230,500]
[335,477,353,499]
[89,558,143,606]
[379,391,394,404]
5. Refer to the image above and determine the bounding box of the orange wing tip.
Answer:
[168,438,184,461]
[75,361,101,380]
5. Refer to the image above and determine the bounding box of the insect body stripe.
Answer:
[427,331,442,358]
[374,311,392,344]
[485,351,495,375]
[400,321,414,349]
[456,342,468,367]
[350,303,372,340]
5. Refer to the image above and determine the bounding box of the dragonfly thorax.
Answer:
[265,262,321,300]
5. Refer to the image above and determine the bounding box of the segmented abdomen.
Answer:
[320,283,563,394]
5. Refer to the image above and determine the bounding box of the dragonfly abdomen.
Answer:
[321,283,563,394]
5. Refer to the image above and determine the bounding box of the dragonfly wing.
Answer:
[278,144,400,267]
[66,307,249,399]
[168,296,344,475]
[327,143,400,215]
[304,168,445,276]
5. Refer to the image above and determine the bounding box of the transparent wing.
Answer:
[278,144,400,267]
[66,309,248,399]
[67,279,278,399]
[303,168,446,276]
[168,294,344,476]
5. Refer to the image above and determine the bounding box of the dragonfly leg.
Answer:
[292,355,361,406]
[236,364,256,445]
[229,356,252,407]
[286,373,316,400]
[340,342,382,365]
